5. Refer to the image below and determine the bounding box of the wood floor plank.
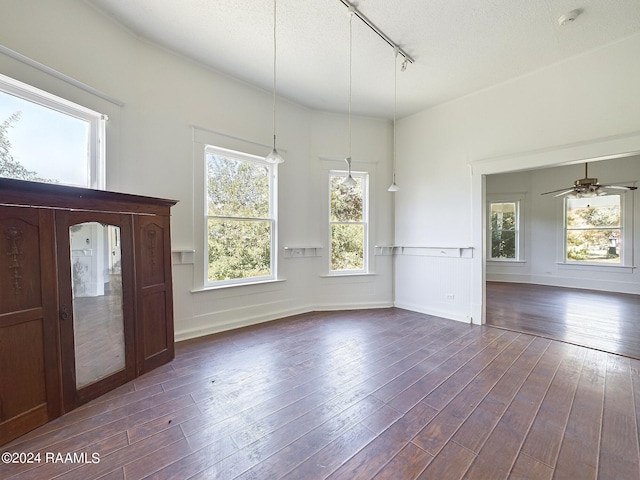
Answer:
[520,344,584,467]
[598,354,640,479]
[280,423,377,480]
[233,396,385,479]
[461,336,565,479]
[387,330,515,413]
[371,329,485,404]
[509,452,553,480]
[359,404,403,436]
[630,357,640,474]
[123,437,194,480]
[126,403,201,444]
[421,334,536,411]
[553,348,607,480]
[372,442,433,480]
[412,334,539,455]
[416,441,476,480]
[446,337,553,454]
[138,431,238,480]
[326,402,438,480]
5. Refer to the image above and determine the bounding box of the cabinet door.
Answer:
[135,215,174,374]
[0,207,60,445]
[56,211,136,411]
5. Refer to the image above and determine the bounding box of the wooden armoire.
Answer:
[0,178,177,445]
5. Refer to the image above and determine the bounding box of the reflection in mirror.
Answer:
[70,222,125,389]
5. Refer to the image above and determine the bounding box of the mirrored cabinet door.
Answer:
[56,211,136,411]
[70,222,125,389]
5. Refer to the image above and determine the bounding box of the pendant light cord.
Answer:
[393,48,397,177]
[348,10,352,160]
[272,0,277,149]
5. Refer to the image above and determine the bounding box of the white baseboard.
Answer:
[174,301,395,342]
[393,301,472,324]
[174,305,312,342]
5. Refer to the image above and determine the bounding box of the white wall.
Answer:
[395,32,640,324]
[0,0,394,340]
[486,156,640,294]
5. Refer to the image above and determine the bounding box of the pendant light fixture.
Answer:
[336,1,413,191]
[388,48,400,192]
[342,7,357,187]
[265,0,284,164]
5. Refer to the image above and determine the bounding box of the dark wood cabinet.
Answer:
[0,178,177,445]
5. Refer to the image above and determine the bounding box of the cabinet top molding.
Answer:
[0,178,177,215]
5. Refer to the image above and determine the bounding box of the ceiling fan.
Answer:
[541,162,638,198]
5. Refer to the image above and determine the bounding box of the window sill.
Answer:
[556,262,635,274]
[320,272,377,278]
[191,278,286,293]
[487,260,526,264]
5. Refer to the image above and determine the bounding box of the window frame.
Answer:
[563,193,630,266]
[328,169,369,274]
[0,73,106,189]
[204,144,278,287]
[487,196,524,262]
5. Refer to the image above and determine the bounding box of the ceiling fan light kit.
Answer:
[541,162,638,198]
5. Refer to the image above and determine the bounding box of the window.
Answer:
[205,145,276,285]
[0,73,106,189]
[565,195,622,264]
[329,171,368,273]
[489,201,520,260]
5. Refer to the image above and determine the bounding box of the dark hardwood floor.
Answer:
[3,308,640,479]
[487,281,640,359]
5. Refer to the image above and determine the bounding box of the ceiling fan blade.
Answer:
[599,185,638,191]
[553,189,577,197]
[541,187,574,195]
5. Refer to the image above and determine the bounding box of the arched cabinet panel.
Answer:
[0,178,176,445]
[135,216,175,373]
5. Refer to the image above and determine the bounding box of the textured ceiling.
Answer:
[85,0,640,118]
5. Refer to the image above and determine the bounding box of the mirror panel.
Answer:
[70,222,125,389]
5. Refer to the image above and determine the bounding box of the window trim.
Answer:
[562,193,631,266]
[328,169,369,275]
[487,194,525,262]
[204,144,278,287]
[0,73,106,189]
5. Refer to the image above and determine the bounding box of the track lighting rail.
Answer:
[338,0,415,64]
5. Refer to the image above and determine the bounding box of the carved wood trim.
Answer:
[5,225,23,295]
[146,227,158,277]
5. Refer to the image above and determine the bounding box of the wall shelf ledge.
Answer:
[283,246,323,258]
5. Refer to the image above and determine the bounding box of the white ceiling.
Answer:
[85,0,640,119]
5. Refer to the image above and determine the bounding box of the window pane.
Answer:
[208,219,271,281]
[207,154,269,218]
[490,202,516,231]
[1,91,91,186]
[331,175,363,222]
[491,230,516,259]
[567,229,621,263]
[331,223,364,270]
[567,196,620,228]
